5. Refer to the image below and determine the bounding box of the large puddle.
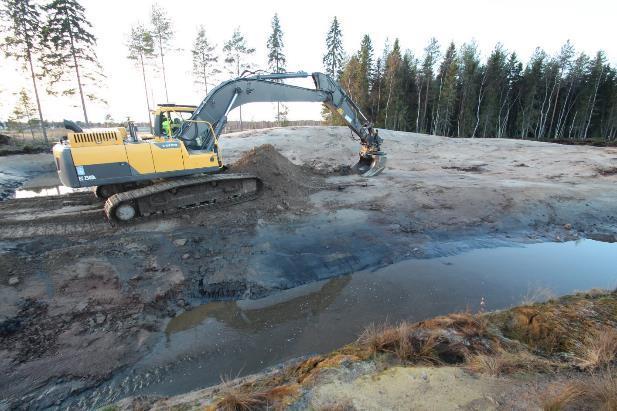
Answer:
[82,239,617,407]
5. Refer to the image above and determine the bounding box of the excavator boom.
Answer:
[177,71,385,176]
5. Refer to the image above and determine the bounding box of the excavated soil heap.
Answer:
[229,144,325,209]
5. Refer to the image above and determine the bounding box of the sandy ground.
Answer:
[1,126,617,409]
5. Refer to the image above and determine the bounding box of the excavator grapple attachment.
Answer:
[354,153,387,177]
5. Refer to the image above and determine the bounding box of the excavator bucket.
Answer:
[353,153,387,177]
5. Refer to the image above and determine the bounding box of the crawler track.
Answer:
[104,173,262,222]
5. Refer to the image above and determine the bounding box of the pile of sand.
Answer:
[229,144,324,208]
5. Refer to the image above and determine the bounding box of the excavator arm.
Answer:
[177,71,386,176]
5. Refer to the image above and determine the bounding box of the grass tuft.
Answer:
[542,382,584,411]
[586,369,617,410]
[575,327,617,370]
[466,350,554,376]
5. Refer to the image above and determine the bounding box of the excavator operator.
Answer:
[161,114,172,137]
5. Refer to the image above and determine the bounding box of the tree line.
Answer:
[128,9,286,131]
[325,21,617,141]
[2,1,616,142]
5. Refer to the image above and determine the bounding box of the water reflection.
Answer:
[166,276,350,336]
[14,185,86,198]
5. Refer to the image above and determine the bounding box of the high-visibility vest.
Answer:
[162,119,171,136]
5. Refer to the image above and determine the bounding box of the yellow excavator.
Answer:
[53,72,386,221]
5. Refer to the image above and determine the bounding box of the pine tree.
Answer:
[479,43,508,137]
[383,39,402,129]
[9,88,37,139]
[518,48,546,138]
[42,0,102,125]
[358,34,373,115]
[191,25,219,95]
[433,42,458,136]
[150,3,173,102]
[418,38,440,133]
[266,13,286,123]
[223,28,255,130]
[127,23,155,132]
[1,0,47,141]
[267,13,286,73]
[456,41,481,137]
[323,17,344,78]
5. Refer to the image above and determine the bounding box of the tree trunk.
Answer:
[237,59,242,131]
[140,54,153,133]
[202,51,209,95]
[416,75,422,132]
[276,60,280,125]
[422,74,431,133]
[555,79,573,138]
[384,73,393,129]
[547,77,561,137]
[67,23,89,125]
[583,65,604,139]
[157,35,169,102]
[433,76,443,135]
[472,72,486,138]
[26,50,47,143]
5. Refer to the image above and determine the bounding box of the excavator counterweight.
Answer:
[53,72,386,221]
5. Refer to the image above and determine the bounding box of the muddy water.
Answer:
[83,239,617,406]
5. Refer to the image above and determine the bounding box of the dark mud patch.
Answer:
[302,160,354,176]
[587,232,617,243]
[0,145,49,157]
[596,166,617,176]
[442,164,486,173]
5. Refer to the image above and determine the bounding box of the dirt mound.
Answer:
[229,144,325,209]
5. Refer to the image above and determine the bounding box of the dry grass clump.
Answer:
[214,382,299,411]
[357,321,442,365]
[357,312,495,365]
[587,370,617,410]
[216,390,268,411]
[575,327,617,370]
[542,382,586,411]
[466,350,554,376]
[418,312,489,339]
[494,290,617,356]
[521,286,556,305]
[541,368,617,411]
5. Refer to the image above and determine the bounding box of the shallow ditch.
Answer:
[67,238,617,409]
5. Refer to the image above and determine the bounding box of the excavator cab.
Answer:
[151,104,197,138]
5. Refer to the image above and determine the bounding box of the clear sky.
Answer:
[1,0,616,124]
